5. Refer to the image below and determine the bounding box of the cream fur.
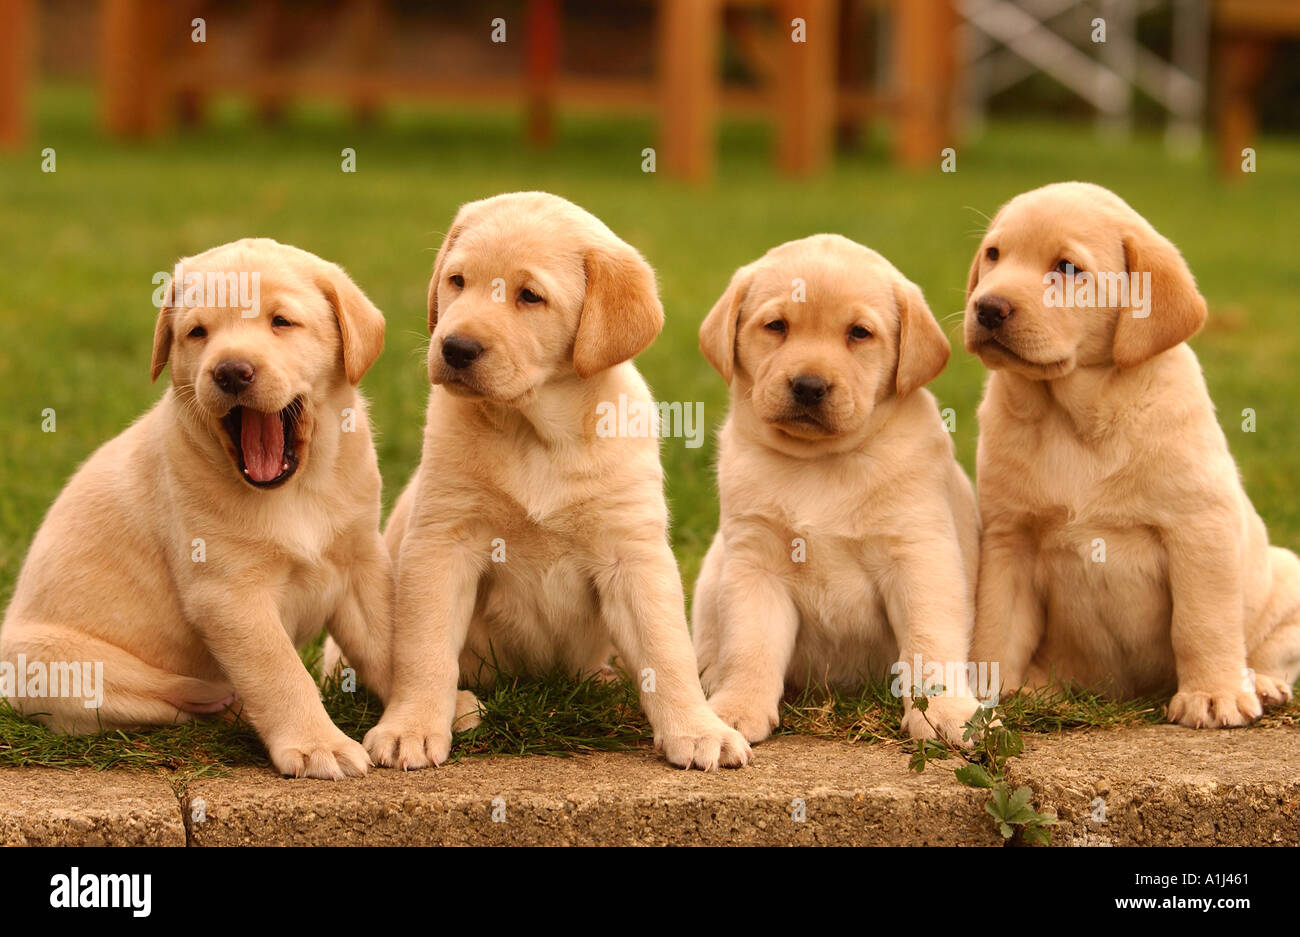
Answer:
[965,182,1300,727]
[0,238,393,778]
[692,235,982,746]
[364,192,752,771]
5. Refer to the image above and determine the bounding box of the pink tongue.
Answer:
[240,409,285,483]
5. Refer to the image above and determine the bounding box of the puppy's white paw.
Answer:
[364,710,453,770]
[707,692,779,744]
[1253,672,1294,708]
[320,636,346,682]
[1168,688,1262,728]
[177,690,238,716]
[902,696,981,748]
[656,712,752,770]
[268,726,371,780]
[451,689,483,733]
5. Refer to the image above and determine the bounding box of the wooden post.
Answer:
[253,0,289,124]
[658,0,720,182]
[525,0,560,147]
[175,0,210,127]
[102,0,167,137]
[895,0,956,168]
[1215,36,1271,177]
[0,0,33,148]
[347,0,387,124]
[775,0,836,175]
[836,0,866,149]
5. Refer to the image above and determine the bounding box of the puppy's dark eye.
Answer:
[1056,259,1079,275]
[986,247,999,262]
[449,274,464,289]
[187,326,207,339]
[764,320,787,334]
[271,315,292,328]
[518,288,543,305]
[849,325,872,340]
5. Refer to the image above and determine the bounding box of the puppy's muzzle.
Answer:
[213,358,256,395]
[975,296,1013,331]
[442,335,484,371]
[790,374,829,408]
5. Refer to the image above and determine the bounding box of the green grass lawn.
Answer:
[1,85,1298,772]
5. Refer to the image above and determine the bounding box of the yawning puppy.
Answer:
[966,182,1300,726]
[365,191,751,771]
[692,235,982,746]
[0,238,393,778]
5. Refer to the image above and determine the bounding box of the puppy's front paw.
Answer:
[707,691,779,744]
[1253,672,1294,708]
[364,710,453,770]
[268,726,371,780]
[1168,688,1262,728]
[451,689,483,733]
[902,696,981,748]
[656,712,752,770]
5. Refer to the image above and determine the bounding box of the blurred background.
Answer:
[1,0,1298,602]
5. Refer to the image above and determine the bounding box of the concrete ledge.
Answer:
[3,726,1297,845]
[185,736,998,846]
[0,767,185,846]
[1014,725,1300,846]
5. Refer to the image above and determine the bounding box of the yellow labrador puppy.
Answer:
[366,191,751,771]
[966,181,1300,727]
[692,235,982,746]
[0,238,393,778]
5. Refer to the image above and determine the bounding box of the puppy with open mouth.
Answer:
[966,181,1300,727]
[363,191,751,771]
[0,238,394,779]
[692,235,983,747]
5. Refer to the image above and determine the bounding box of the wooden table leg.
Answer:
[896,0,956,168]
[0,0,32,148]
[775,0,836,176]
[659,0,720,182]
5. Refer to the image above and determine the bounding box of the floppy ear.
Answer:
[698,264,753,384]
[150,305,173,382]
[572,242,665,379]
[317,264,386,385]
[427,213,468,335]
[894,277,950,396]
[1113,224,1207,369]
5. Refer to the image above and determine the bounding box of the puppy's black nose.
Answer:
[213,359,255,394]
[442,336,483,370]
[790,374,829,407]
[976,295,1013,331]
